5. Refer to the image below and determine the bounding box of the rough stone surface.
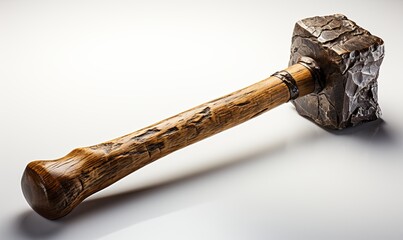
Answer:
[289,14,384,129]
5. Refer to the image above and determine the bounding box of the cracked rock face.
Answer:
[289,14,384,129]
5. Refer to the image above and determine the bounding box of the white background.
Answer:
[1,0,402,239]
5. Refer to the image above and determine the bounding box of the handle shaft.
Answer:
[22,63,314,219]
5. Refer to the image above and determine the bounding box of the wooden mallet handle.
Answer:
[21,59,318,219]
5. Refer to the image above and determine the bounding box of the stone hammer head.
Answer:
[289,14,384,129]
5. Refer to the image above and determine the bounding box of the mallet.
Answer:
[21,14,384,220]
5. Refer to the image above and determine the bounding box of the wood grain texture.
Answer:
[21,63,314,219]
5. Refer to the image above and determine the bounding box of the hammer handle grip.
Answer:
[22,63,314,219]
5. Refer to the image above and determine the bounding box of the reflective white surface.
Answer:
[1,0,402,239]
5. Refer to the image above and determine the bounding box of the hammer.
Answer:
[21,14,384,220]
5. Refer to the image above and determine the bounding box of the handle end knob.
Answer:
[21,161,75,219]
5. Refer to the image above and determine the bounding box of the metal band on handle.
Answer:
[297,56,323,93]
[272,70,299,100]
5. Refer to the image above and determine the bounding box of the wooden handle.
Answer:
[21,62,315,219]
